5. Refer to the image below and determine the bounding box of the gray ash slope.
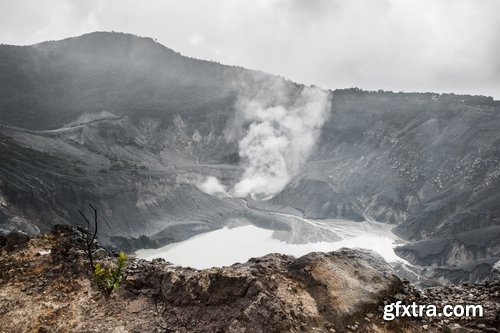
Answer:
[0,32,499,284]
[254,90,500,283]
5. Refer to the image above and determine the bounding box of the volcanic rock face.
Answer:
[146,250,401,332]
[0,32,499,283]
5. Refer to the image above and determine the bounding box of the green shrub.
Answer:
[42,233,56,248]
[93,251,127,296]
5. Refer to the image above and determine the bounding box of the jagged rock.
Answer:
[125,249,403,332]
[93,248,111,260]
[4,230,30,251]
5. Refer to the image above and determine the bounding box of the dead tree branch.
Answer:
[79,203,98,271]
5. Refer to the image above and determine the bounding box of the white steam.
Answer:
[198,176,228,197]
[233,86,330,197]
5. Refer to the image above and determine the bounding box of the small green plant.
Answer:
[42,233,57,248]
[79,204,127,296]
[93,251,127,296]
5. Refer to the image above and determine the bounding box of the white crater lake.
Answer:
[135,217,406,269]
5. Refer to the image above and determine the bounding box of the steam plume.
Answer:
[233,86,330,197]
[198,176,228,197]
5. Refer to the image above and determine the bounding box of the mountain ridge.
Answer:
[1,32,497,130]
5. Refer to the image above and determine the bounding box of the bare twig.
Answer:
[79,204,98,271]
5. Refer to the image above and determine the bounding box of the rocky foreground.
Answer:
[0,227,499,333]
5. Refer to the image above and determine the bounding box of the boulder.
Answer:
[5,230,30,251]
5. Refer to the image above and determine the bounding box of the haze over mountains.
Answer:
[0,32,499,284]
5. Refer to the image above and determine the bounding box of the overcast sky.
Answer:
[1,0,499,99]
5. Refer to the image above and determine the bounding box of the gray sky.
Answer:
[1,0,499,99]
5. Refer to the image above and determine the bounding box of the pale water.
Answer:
[135,218,406,269]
